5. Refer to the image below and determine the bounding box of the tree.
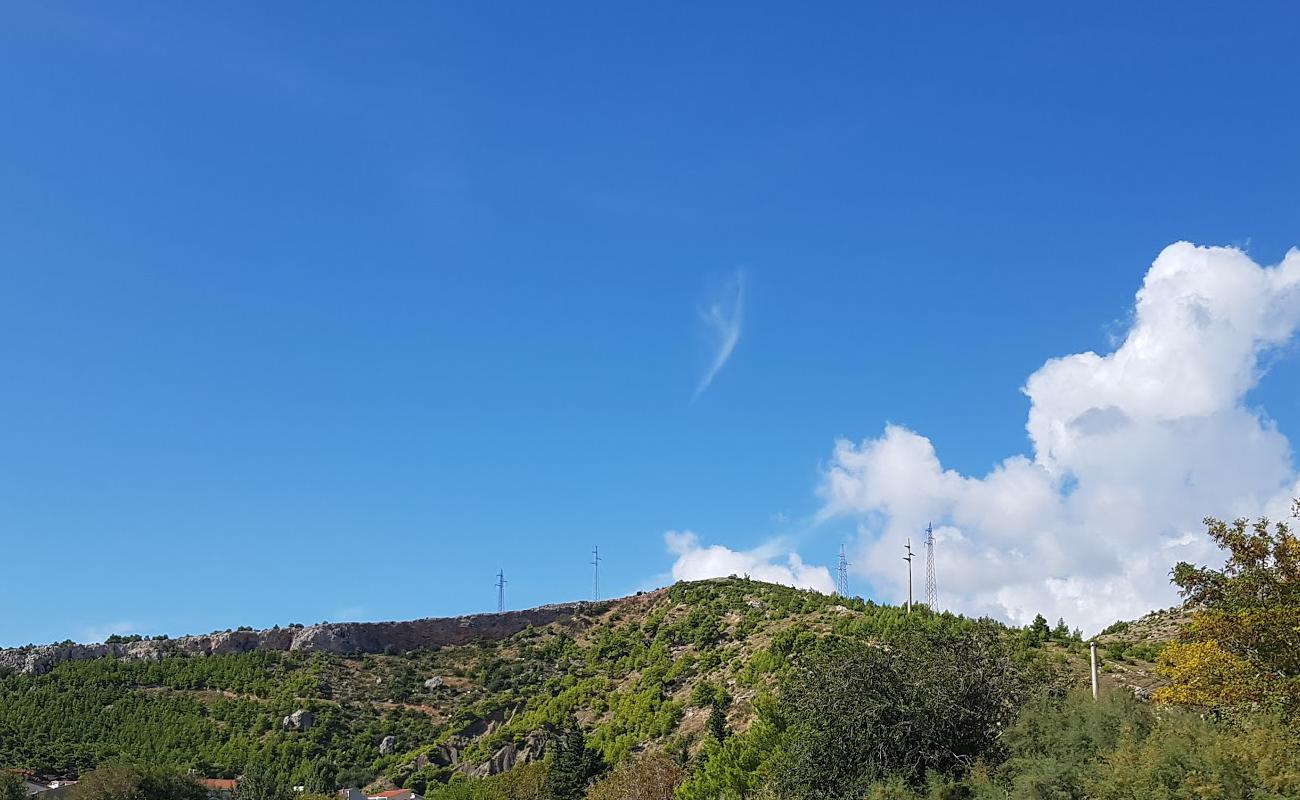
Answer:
[295,759,335,794]
[697,684,730,744]
[707,703,728,744]
[1028,614,1050,643]
[1052,617,1071,641]
[542,724,604,800]
[583,753,682,800]
[71,766,206,800]
[1157,507,1300,717]
[235,762,293,800]
[1,772,25,800]
[768,625,1035,797]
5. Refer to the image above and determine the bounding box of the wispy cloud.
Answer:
[332,606,367,622]
[694,271,745,399]
[80,620,139,644]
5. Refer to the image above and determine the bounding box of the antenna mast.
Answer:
[924,522,937,610]
[836,544,850,596]
[903,539,914,614]
[590,545,601,601]
[496,569,507,613]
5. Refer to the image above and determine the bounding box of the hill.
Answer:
[0,579,1133,792]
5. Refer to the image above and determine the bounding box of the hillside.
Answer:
[0,579,1148,792]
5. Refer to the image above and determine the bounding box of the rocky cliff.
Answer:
[0,602,595,675]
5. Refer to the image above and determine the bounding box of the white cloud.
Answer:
[665,530,835,594]
[694,271,744,399]
[821,243,1300,634]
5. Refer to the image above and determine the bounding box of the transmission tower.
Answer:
[590,545,601,601]
[924,522,938,610]
[902,538,914,614]
[836,544,850,596]
[496,569,507,613]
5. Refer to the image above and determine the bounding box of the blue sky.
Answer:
[2,3,1299,645]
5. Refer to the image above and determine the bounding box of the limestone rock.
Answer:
[423,677,444,690]
[283,709,315,731]
[379,735,397,755]
[0,603,586,674]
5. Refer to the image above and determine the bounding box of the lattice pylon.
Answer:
[924,523,938,610]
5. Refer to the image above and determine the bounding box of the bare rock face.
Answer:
[0,603,592,674]
[0,642,114,675]
[423,677,444,690]
[465,732,546,777]
[282,709,315,731]
[379,735,397,755]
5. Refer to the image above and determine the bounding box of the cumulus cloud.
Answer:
[821,243,1300,633]
[694,271,744,399]
[665,530,835,594]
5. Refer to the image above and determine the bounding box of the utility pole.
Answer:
[496,569,507,613]
[1090,642,1099,700]
[836,544,850,597]
[590,546,601,601]
[903,539,914,614]
[924,522,938,610]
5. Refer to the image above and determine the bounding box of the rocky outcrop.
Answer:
[465,732,547,777]
[0,603,597,675]
[379,735,397,755]
[283,709,315,731]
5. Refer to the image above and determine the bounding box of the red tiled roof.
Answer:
[368,791,410,798]
[201,779,239,791]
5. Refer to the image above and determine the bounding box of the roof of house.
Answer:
[367,791,412,799]
[200,779,239,791]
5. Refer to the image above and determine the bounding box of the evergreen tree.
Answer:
[71,766,206,800]
[0,773,25,800]
[235,762,293,800]
[540,723,603,800]
[1051,617,1071,640]
[707,702,728,743]
[1028,614,1050,643]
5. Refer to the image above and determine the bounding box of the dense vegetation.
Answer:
[5,504,1299,799]
[1157,502,1300,718]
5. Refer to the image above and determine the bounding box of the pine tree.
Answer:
[0,773,25,800]
[708,701,729,743]
[541,722,604,800]
[1028,614,1050,643]
[1051,617,1071,640]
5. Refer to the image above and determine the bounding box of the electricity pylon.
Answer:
[836,544,850,596]
[924,522,938,610]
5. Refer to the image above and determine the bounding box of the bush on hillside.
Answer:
[768,624,1036,797]
[71,766,206,800]
[582,752,681,800]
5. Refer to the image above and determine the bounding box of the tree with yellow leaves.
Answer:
[1156,500,1300,718]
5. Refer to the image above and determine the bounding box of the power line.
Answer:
[836,544,850,597]
[924,522,938,610]
[590,546,601,601]
[495,569,507,613]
